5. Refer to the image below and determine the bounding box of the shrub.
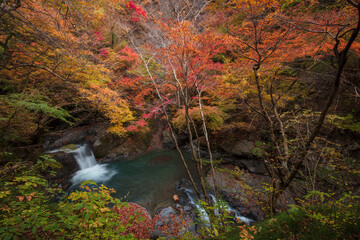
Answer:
[247,191,360,240]
[0,155,148,240]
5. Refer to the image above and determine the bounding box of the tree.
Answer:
[0,0,135,150]
[208,0,360,212]
[123,0,224,202]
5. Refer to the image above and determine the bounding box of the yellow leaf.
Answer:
[100,207,110,213]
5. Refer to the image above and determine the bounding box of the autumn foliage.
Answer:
[1,0,360,239]
[114,203,154,239]
[127,1,147,22]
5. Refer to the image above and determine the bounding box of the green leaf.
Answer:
[4,93,73,124]
[3,234,13,240]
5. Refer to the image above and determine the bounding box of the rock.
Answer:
[161,128,188,149]
[347,141,360,151]
[351,149,360,161]
[183,205,192,212]
[44,123,107,151]
[47,151,78,189]
[218,139,267,174]
[152,206,195,238]
[93,131,125,158]
[347,141,360,160]
[330,133,360,161]
[235,158,267,174]
[221,140,255,157]
[207,166,295,221]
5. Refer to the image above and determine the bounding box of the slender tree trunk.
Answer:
[273,2,360,207]
[197,85,218,198]
[135,50,202,198]
[184,95,209,203]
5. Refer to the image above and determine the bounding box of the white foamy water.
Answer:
[209,194,253,225]
[183,188,254,225]
[49,144,116,185]
[71,164,116,185]
[184,189,210,224]
[71,144,97,170]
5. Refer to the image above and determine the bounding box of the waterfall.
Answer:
[50,144,116,185]
[71,144,97,170]
[209,194,253,225]
[182,188,253,225]
[183,188,210,224]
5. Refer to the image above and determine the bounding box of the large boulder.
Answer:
[219,139,267,174]
[346,141,360,160]
[152,206,195,239]
[161,128,188,150]
[92,131,125,158]
[207,166,295,221]
[44,123,108,151]
[221,140,255,157]
[48,151,78,190]
[235,158,267,174]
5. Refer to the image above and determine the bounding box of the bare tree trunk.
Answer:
[196,83,218,198]
[184,92,209,203]
[133,47,202,199]
[274,1,360,206]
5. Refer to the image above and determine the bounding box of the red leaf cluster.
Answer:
[93,31,104,42]
[117,46,139,68]
[126,118,147,132]
[127,1,147,22]
[99,48,109,57]
[113,203,154,239]
[152,209,193,237]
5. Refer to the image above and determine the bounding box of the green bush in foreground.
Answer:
[1,154,359,240]
[0,155,139,240]
[228,191,360,240]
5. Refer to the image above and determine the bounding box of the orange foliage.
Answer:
[208,0,360,71]
[80,82,134,135]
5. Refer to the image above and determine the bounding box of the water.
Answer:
[53,144,254,220]
[71,164,116,185]
[182,188,254,225]
[53,144,196,212]
[71,144,97,170]
[183,188,210,224]
[50,144,116,185]
[104,150,196,211]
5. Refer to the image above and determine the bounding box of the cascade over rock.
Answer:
[71,144,97,169]
[207,166,295,221]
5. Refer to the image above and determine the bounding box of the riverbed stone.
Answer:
[235,158,267,174]
[221,140,255,157]
[152,206,195,238]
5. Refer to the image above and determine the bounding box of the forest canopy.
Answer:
[1,0,360,239]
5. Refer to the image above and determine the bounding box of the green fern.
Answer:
[6,93,73,124]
